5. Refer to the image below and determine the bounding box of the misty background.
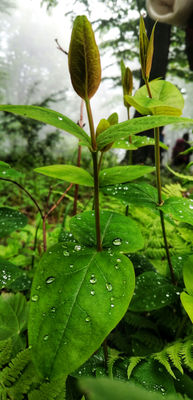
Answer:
[0,0,193,164]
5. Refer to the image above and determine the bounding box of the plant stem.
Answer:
[92,152,102,251]
[85,98,102,251]
[85,99,96,151]
[73,100,84,215]
[0,177,43,217]
[154,126,176,285]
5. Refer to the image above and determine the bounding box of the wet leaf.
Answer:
[113,135,168,150]
[129,271,179,311]
[182,254,193,296]
[0,105,90,146]
[68,15,101,100]
[0,207,27,238]
[70,210,144,252]
[96,115,193,150]
[0,162,23,179]
[160,197,193,226]
[180,292,193,323]
[99,166,155,186]
[34,165,94,187]
[28,243,135,379]
[0,257,31,291]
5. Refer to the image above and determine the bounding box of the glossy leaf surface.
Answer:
[0,162,22,179]
[28,243,135,378]
[160,197,193,226]
[99,166,155,186]
[70,210,144,252]
[0,105,90,146]
[96,115,193,150]
[0,207,27,238]
[113,136,168,150]
[34,165,94,187]
[125,81,184,116]
[102,183,160,211]
[129,271,179,311]
[0,257,31,291]
[68,15,101,99]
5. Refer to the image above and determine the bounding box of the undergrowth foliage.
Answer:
[0,12,193,400]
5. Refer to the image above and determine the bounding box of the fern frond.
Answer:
[28,378,66,400]
[7,362,38,400]
[152,349,176,379]
[181,338,193,371]
[0,348,31,387]
[124,311,157,332]
[162,183,185,198]
[0,338,12,368]
[127,356,144,379]
[107,348,122,378]
[166,341,184,374]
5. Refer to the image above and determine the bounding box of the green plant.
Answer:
[1,13,193,400]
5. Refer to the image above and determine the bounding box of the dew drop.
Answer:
[112,238,122,246]
[58,116,63,120]
[85,317,90,322]
[90,290,95,296]
[114,264,120,270]
[111,304,115,308]
[31,294,39,302]
[63,250,70,256]
[46,276,55,284]
[51,307,56,313]
[90,275,97,284]
[106,283,112,292]
[69,264,74,269]
[43,335,49,341]
[74,245,81,251]
[116,258,121,263]
[36,285,41,290]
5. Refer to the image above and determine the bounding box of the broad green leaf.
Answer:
[0,293,28,353]
[80,376,176,400]
[0,161,23,179]
[0,105,90,146]
[125,81,184,116]
[0,207,28,238]
[180,292,193,323]
[167,164,193,181]
[129,271,179,311]
[182,255,193,296]
[70,210,144,252]
[160,197,193,226]
[28,243,135,379]
[102,183,160,211]
[0,257,31,291]
[113,136,168,150]
[34,165,94,187]
[96,115,193,150]
[68,15,101,100]
[99,165,155,186]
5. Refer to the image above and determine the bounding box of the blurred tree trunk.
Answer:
[123,15,171,165]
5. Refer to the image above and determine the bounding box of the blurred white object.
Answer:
[146,0,193,26]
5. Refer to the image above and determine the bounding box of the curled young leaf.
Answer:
[68,15,101,100]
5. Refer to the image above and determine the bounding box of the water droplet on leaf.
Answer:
[31,294,39,302]
[106,283,112,292]
[46,276,55,284]
[113,238,122,246]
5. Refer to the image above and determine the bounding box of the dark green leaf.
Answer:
[28,243,135,379]
[99,166,155,186]
[129,271,179,311]
[160,197,193,226]
[0,207,27,238]
[70,210,144,252]
[34,165,94,187]
[0,257,31,291]
[68,15,101,100]
[113,136,168,150]
[96,115,193,150]
[102,183,159,211]
[0,105,90,146]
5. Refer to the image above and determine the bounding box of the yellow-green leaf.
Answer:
[146,22,156,79]
[68,15,101,100]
